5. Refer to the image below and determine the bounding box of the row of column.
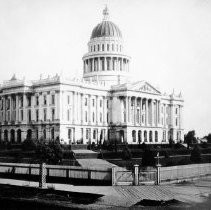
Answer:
[0,93,58,124]
[64,92,108,126]
[123,96,161,127]
[83,57,129,73]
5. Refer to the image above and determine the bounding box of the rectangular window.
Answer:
[27,96,31,107]
[52,95,55,105]
[86,129,89,139]
[43,95,47,105]
[92,99,95,107]
[44,109,47,121]
[100,100,102,107]
[28,110,31,122]
[36,96,39,106]
[85,98,88,106]
[21,110,23,121]
[52,108,55,121]
[107,44,109,51]
[36,110,39,122]
[68,129,72,140]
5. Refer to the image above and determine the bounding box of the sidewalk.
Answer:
[0,176,211,208]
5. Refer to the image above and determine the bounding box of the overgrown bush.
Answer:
[190,145,201,163]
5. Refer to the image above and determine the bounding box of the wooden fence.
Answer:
[0,162,210,186]
[0,162,112,183]
[160,163,211,183]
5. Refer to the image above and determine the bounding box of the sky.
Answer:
[0,0,211,137]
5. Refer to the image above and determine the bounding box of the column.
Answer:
[158,101,161,125]
[104,57,107,71]
[109,57,112,71]
[72,91,75,124]
[128,97,131,123]
[96,95,98,125]
[140,98,142,126]
[120,58,122,71]
[88,94,91,124]
[103,96,107,124]
[98,57,100,71]
[81,93,83,124]
[152,100,154,126]
[88,59,91,72]
[15,95,19,122]
[91,58,95,72]
[145,99,148,126]
[134,97,137,125]
[23,93,27,122]
[125,96,128,123]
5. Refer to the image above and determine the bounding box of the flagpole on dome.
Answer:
[103,5,109,21]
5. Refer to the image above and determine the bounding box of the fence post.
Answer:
[156,164,161,185]
[134,164,139,186]
[39,163,46,188]
[112,166,116,186]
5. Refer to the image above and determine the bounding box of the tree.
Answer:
[205,133,211,143]
[190,145,201,163]
[184,130,197,149]
[35,140,63,164]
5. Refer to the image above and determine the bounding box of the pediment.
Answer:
[128,81,161,95]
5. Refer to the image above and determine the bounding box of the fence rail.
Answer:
[0,162,112,182]
[0,162,210,186]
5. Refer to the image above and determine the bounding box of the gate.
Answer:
[113,168,133,185]
[112,165,159,186]
[139,170,157,185]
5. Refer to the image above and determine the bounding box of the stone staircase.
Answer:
[72,149,99,159]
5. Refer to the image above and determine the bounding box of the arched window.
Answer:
[149,131,153,142]
[10,129,15,143]
[36,129,39,140]
[155,131,158,142]
[51,128,54,140]
[26,129,32,140]
[132,130,136,142]
[138,130,142,144]
[17,129,21,143]
[43,129,46,139]
[144,130,147,142]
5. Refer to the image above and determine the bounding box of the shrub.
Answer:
[22,139,37,151]
[190,145,201,163]
[122,146,132,160]
[141,149,156,167]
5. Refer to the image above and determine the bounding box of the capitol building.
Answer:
[0,7,184,145]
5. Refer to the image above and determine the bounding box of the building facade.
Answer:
[0,7,184,144]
